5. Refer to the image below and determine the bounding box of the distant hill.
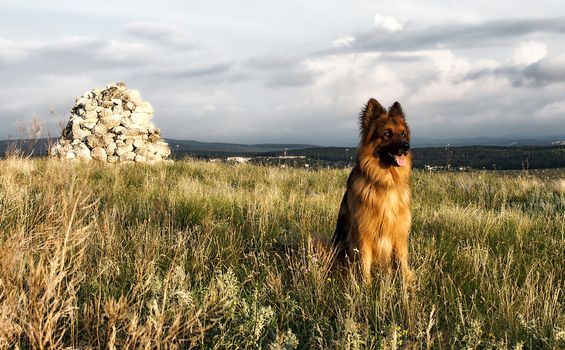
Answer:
[166,139,318,157]
[0,138,317,158]
[262,145,565,170]
[412,145,565,170]
[2,138,565,170]
[0,138,56,157]
[412,135,565,147]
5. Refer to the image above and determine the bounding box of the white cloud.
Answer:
[408,50,509,105]
[97,40,155,62]
[0,38,34,63]
[513,41,548,66]
[332,36,355,48]
[429,50,472,79]
[302,53,406,107]
[374,14,403,32]
[538,99,565,118]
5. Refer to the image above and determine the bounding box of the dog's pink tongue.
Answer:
[395,155,407,167]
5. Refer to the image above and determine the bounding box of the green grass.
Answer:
[0,158,563,349]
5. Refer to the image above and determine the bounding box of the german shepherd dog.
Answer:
[332,98,413,284]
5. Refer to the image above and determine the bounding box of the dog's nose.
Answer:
[400,142,410,151]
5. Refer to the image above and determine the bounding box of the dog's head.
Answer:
[359,98,411,167]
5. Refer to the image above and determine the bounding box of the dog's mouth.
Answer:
[379,151,408,167]
[393,153,407,167]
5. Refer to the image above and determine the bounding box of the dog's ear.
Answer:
[388,101,405,119]
[360,98,386,130]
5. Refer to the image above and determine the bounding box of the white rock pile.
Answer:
[50,83,172,163]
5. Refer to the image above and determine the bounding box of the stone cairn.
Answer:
[50,83,172,163]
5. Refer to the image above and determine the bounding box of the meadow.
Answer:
[0,158,563,349]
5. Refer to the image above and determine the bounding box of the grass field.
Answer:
[0,158,563,349]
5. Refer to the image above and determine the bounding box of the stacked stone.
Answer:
[50,83,171,163]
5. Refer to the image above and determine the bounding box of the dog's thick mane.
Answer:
[357,146,411,189]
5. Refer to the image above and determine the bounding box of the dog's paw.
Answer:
[402,269,415,289]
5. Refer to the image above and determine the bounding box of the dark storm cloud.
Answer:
[377,52,428,62]
[521,58,565,85]
[245,56,302,71]
[465,57,565,87]
[243,56,317,88]
[264,70,314,87]
[139,63,233,81]
[0,36,156,76]
[326,18,565,54]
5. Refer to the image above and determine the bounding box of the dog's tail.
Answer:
[331,190,349,260]
[309,232,348,273]
[310,232,332,253]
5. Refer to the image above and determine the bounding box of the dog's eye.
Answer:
[384,130,392,137]
[402,132,407,138]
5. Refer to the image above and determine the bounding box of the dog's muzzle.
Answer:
[400,141,410,153]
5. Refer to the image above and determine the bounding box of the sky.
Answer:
[1,1,564,146]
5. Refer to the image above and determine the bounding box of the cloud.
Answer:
[513,41,548,65]
[2,4,565,144]
[0,38,37,63]
[243,56,317,88]
[397,50,507,105]
[537,99,565,118]
[521,54,565,85]
[465,49,565,87]
[0,36,158,76]
[245,56,300,71]
[325,17,565,54]
[265,69,315,88]
[374,14,403,32]
[332,36,355,48]
[122,21,194,48]
[300,53,406,110]
[139,62,233,81]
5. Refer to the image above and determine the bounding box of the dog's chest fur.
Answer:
[350,171,411,241]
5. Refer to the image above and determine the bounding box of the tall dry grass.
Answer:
[0,158,563,349]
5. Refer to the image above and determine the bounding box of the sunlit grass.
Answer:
[0,158,563,348]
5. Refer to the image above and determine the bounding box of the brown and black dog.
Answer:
[332,98,413,284]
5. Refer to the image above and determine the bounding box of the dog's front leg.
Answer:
[359,242,373,283]
[395,238,414,286]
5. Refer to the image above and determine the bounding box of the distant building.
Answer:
[552,141,565,146]
[227,157,251,163]
[276,155,306,159]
